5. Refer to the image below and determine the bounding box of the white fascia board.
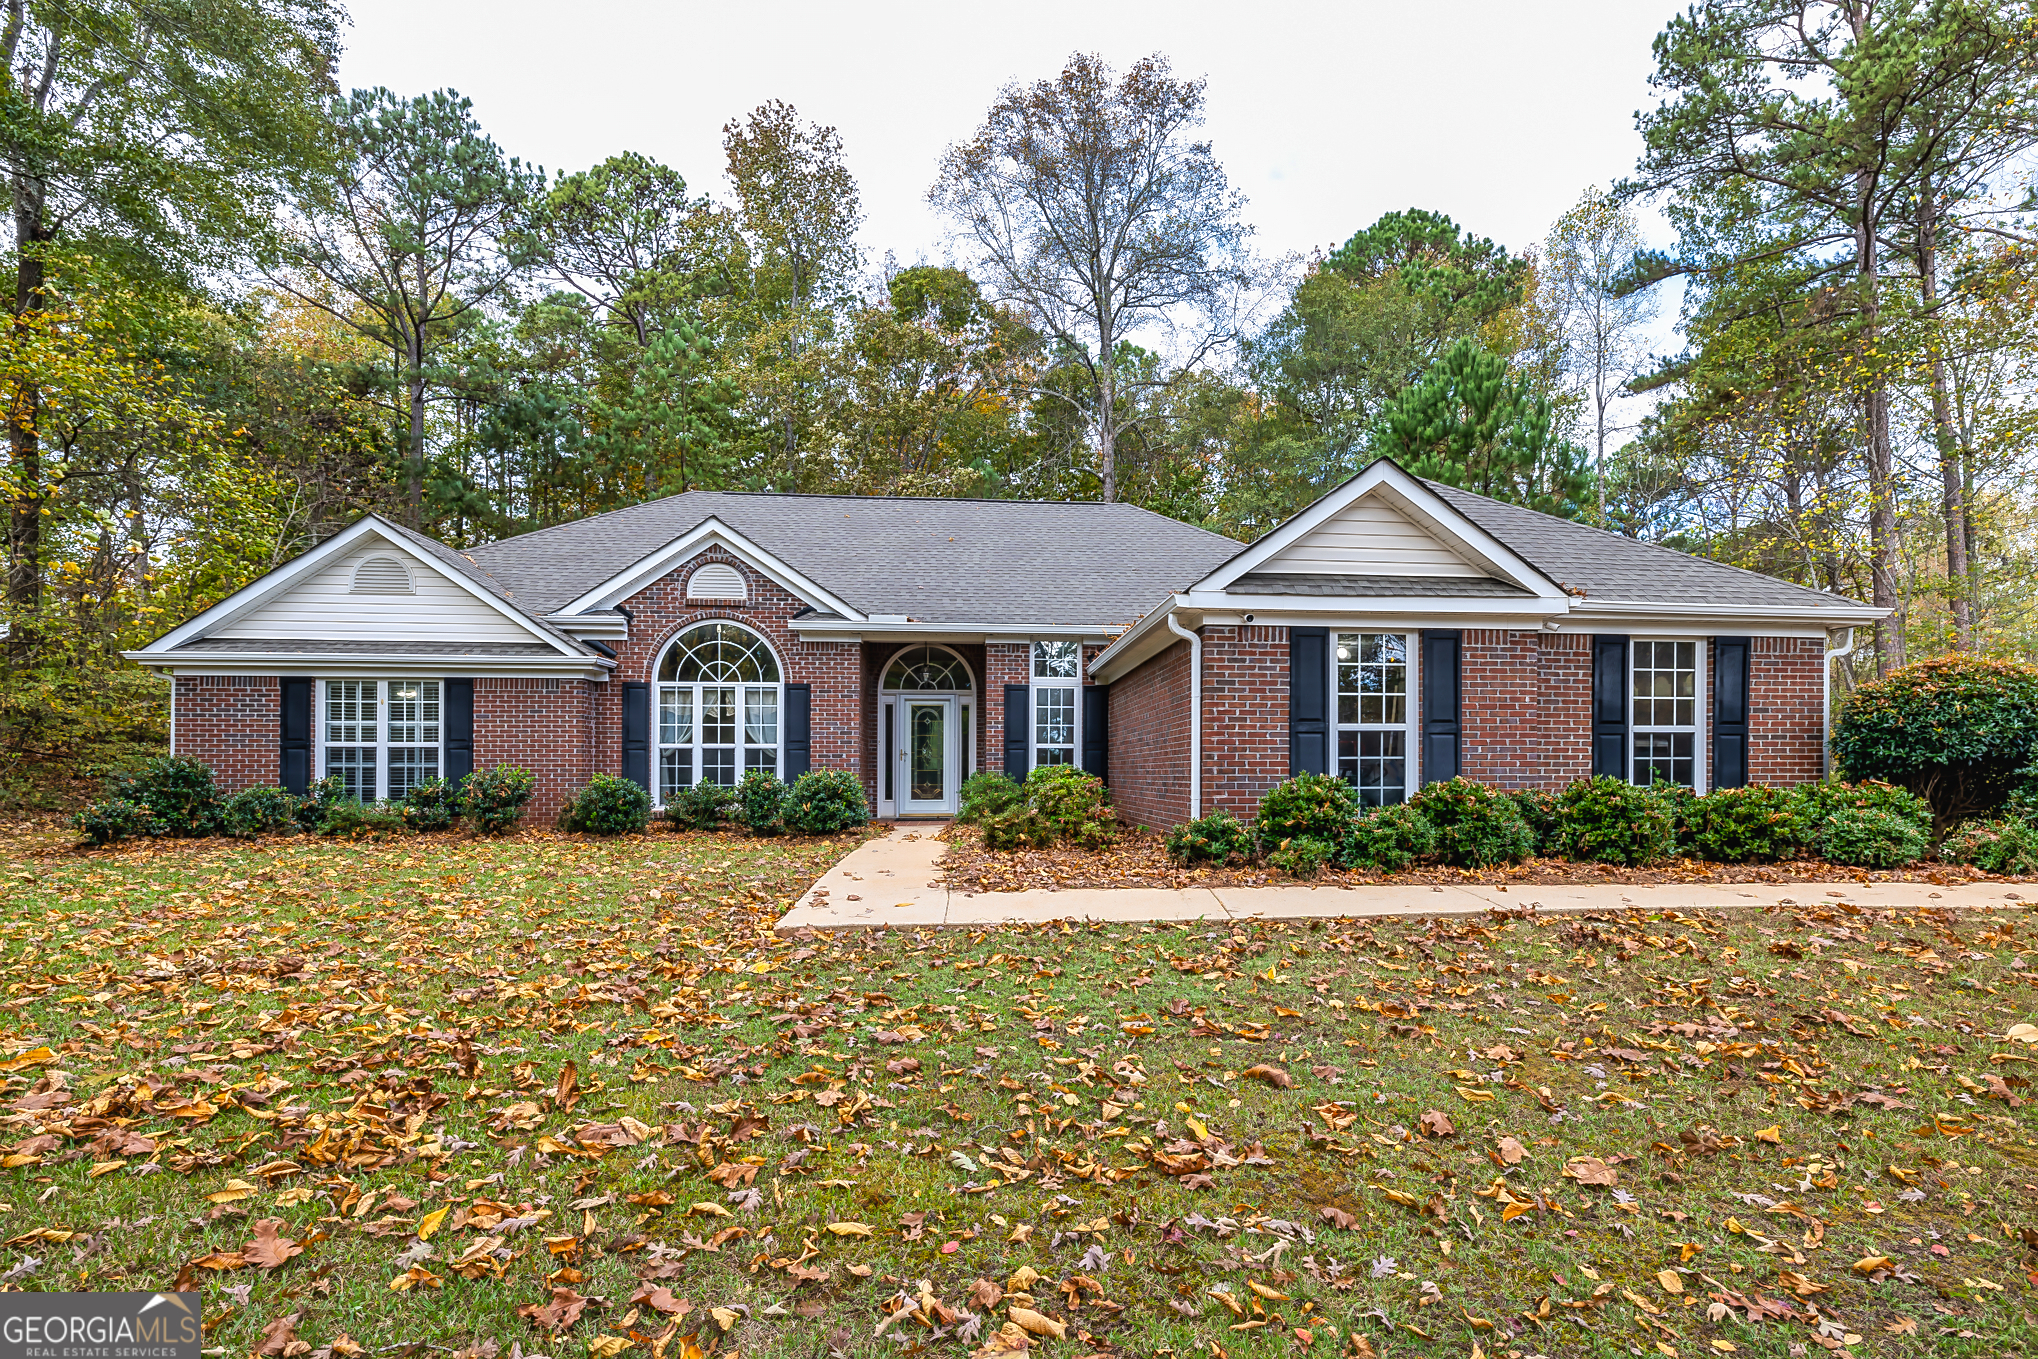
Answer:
[126,651,613,679]
[1090,597,1194,684]
[1561,600,1887,628]
[136,516,587,660]
[555,517,863,621]
[1192,459,1567,600]
[547,613,630,640]
[790,619,1112,641]
[1180,590,1570,619]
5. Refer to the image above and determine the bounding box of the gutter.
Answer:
[1165,614,1202,820]
[1823,626,1858,780]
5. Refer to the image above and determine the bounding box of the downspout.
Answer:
[1166,614,1202,820]
[1824,626,1857,780]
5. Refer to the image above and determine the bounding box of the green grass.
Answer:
[2,826,2036,1359]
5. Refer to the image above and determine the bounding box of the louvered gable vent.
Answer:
[350,555,414,595]
[687,562,746,601]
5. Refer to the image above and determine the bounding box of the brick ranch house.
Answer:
[129,459,1884,829]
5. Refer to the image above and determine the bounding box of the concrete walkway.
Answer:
[776,823,2033,931]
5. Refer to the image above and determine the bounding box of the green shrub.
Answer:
[1511,787,1560,855]
[981,805,1053,849]
[736,770,787,835]
[1407,777,1535,866]
[1254,773,1360,845]
[1268,834,1335,878]
[459,764,536,834]
[667,781,735,831]
[1340,803,1438,872]
[318,800,405,838]
[222,786,301,838]
[1025,764,1116,848]
[564,773,652,835]
[1789,779,1933,845]
[1552,776,1679,865]
[1686,785,1802,863]
[1646,780,1698,851]
[1832,654,2038,829]
[1164,810,1254,866]
[1817,805,1927,868]
[110,755,222,837]
[957,772,1024,825]
[782,769,869,835]
[398,777,458,832]
[73,796,160,846]
[1940,816,2038,875]
[295,775,344,831]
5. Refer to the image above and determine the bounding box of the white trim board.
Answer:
[553,517,862,621]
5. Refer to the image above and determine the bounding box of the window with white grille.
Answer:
[321,680,440,801]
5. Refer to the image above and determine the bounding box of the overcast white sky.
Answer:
[335,0,1680,273]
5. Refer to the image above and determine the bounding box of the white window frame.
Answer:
[1331,631,1420,805]
[316,679,442,802]
[654,623,782,805]
[1630,637,1707,793]
[1030,640,1082,770]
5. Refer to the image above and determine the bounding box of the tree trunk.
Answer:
[1097,325,1118,503]
[1914,185,1972,648]
[1857,181,1902,675]
[406,331,425,528]
[6,182,47,671]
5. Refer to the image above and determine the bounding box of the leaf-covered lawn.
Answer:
[4,828,2038,1359]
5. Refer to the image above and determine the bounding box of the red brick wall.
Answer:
[474,678,592,822]
[1201,624,1291,817]
[172,676,278,793]
[1107,637,1192,829]
[1461,629,1539,789]
[1749,636,1826,785]
[982,643,1028,776]
[1537,633,1595,789]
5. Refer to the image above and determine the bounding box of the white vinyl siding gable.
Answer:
[211,549,534,642]
[1264,494,1486,576]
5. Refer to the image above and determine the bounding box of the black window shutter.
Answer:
[1591,634,1629,779]
[279,677,313,794]
[1712,637,1751,790]
[1421,629,1461,784]
[1289,627,1329,776]
[622,681,651,790]
[1081,685,1108,782]
[783,682,812,781]
[444,678,474,790]
[1003,684,1029,779]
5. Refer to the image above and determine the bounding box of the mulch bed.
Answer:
[935,821,2006,893]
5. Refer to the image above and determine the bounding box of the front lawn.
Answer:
[2,826,2036,1358]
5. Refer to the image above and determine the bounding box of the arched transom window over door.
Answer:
[882,646,973,692]
[655,623,781,802]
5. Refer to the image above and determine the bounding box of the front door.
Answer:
[900,697,957,815]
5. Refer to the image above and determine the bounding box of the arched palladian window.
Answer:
[656,623,780,801]
[882,646,973,693]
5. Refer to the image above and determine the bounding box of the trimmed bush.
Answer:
[1408,777,1534,867]
[296,775,344,831]
[981,805,1053,850]
[1686,785,1801,863]
[1340,803,1437,872]
[1269,834,1335,878]
[1789,779,1933,845]
[398,777,458,832]
[73,796,160,846]
[1940,816,2038,875]
[1646,780,1698,851]
[222,786,301,838]
[1165,810,1254,866]
[1552,776,1678,866]
[1832,655,2038,828]
[111,755,223,837]
[782,768,870,835]
[319,800,405,837]
[1511,787,1560,855]
[667,781,734,831]
[1817,805,1927,868]
[1255,773,1360,845]
[564,773,652,835]
[460,764,536,834]
[736,770,787,835]
[1025,765,1116,848]
[957,772,1024,825]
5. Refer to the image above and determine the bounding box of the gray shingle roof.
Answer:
[1423,481,1863,611]
[1232,572,1532,598]
[372,517,604,656]
[466,492,1244,628]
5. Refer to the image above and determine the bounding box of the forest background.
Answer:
[2,0,2036,804]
